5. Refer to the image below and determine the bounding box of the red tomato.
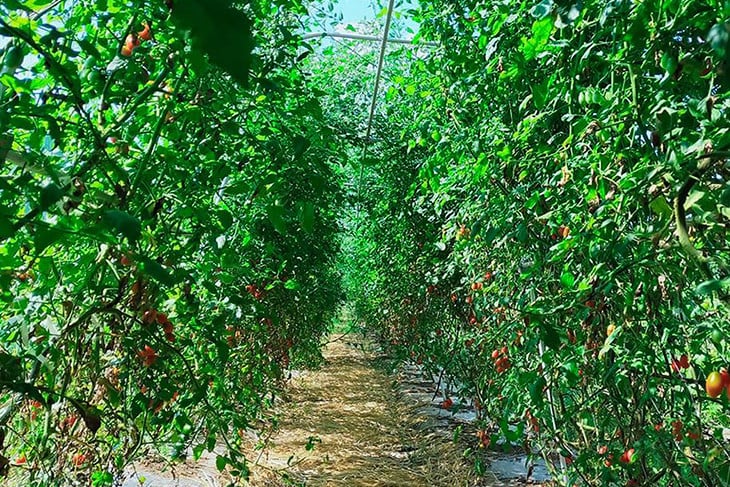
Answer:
[620,448,635,464]
[142,309,157,325]
[670,359,680,373]
[137,345,157,367]
[679,354,689,369]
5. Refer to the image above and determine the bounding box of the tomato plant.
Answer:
[0,0,341,484]
[339,1,730,486]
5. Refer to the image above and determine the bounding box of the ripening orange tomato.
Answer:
[125,33,140,49]
[72,453,87,467]
[720,368,730,388]
[706,371,724,398]
[138,22,152,41]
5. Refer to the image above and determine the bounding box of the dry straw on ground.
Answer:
[246,335,482,487]
[116,335,534,487]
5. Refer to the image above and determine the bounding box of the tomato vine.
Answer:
[341,1,730,486]
[0,1,341,485]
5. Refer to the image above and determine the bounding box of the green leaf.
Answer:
[0,352,22,381]
[531,78,550,109]
[560,271,575,289]
[90,471,114,487]
[102,210,141,244]
[300,202,315,234]
[709,23,730,59]
[529,376,546,406]
[530,0,553,18]
[0,379,45,404]
[206,434,216,451]
[684,190,705,209]
[0,134,12,162]
[649,196,672,219]
[172,0,254,86]
[138,257,174,286]
[267,205,287,234]
[0,215,15,239]
[696,278,730,296]
[540,322,561,350]
[215,455,227,472]
[717,186,730,209]
[24,0,55,8]
[34,225,65,252]
[521,17,553,61]
[217,209,233,230]
[516,223,528,243]
[293,135,311,157]
[562,360,580,384]
[284,279,301,290]
[40,183,64,210]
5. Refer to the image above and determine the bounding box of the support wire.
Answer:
[354,0,396,227]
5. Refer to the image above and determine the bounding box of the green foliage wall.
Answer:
[0,1,342,484]
[343,1,730,485]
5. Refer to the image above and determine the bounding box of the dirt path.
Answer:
[123,335,535,486]
[248,335,479,487]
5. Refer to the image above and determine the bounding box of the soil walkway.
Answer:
[248,335,478,486]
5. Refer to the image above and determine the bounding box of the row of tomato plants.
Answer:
[0,1,342,485]
[345,0,730,485]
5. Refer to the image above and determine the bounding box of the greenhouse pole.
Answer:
[302,31,438,47]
